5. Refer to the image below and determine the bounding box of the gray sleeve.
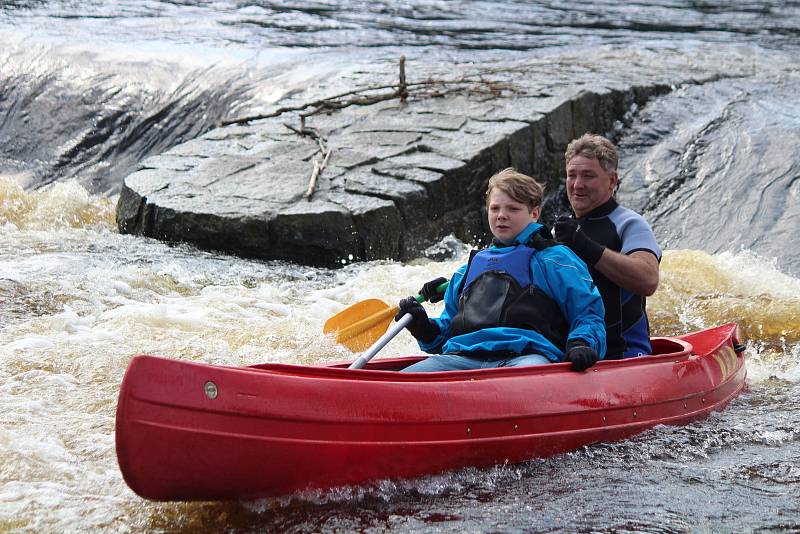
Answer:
[610,207,662,260]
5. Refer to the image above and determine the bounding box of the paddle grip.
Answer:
[416,281,449,303]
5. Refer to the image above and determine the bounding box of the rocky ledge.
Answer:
[116,48,749,267]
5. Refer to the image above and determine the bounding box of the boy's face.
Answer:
[487,189,540,243]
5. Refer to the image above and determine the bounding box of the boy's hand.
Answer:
[565,339,599,371]
[419,276,448,303]
[396,297,440,343]
[553,217,605,267]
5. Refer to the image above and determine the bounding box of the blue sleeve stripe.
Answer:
[608,206,661,258]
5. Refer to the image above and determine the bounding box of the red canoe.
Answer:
[115,323,746,501]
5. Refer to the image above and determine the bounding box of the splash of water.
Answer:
[0,177,115,231]
[1,182,799,532]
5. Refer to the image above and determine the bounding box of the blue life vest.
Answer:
[449,242,569,351]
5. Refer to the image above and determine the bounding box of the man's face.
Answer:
[487,189,540,243]
[566,155,618,218]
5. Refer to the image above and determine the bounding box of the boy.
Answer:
[398,168,606,372]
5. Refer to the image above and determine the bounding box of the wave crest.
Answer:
[0,177,115,231]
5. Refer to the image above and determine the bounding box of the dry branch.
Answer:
[219,57,520,127]
[284,122,331,201]
[233,57,522,202]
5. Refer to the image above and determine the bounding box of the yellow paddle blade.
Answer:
[323,298,399,352]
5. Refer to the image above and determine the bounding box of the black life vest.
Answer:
[449,235,569,351]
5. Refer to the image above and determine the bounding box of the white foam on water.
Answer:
[743,338,800,384]
[246,460,527,514]
[0,178,116,231]
[0,428,76,469]
[2,156,799,532]
[12,369,78,390]
[713,249,800,299]
[653,249,800,388]
[101,300,220,332]
[2,336,55,352]
[50,305,98,334]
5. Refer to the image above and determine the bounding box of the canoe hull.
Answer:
[115,323,746,501]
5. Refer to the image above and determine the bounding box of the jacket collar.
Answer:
[577,197,618,220]
[491,222,542,247]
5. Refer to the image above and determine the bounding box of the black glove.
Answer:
[395,296,440,343]
[553,216,605,267]
[565,339,600,372]
[419,276,448,303]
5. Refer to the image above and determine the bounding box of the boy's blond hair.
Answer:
[485,168,544,212]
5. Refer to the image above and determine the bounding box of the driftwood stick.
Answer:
[263,55,522,200]
[303,141,332,201]
[220,84,403,126]
[304,160,322,200]
[300,91,401,118]
[320,143,332,168]
[283,122,312,136]
[399,55,408,103]
[221,76,516,127]
[287,121,331,201]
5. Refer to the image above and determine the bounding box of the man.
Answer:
[554,133,661,358]
[397,167,606,373]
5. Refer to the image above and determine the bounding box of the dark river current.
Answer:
[1,2,799,533]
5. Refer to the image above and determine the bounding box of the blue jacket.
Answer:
[419,222,607,362]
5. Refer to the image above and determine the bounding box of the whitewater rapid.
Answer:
[1,179,798,531]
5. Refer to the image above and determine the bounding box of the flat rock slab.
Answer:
[117,46,760,266]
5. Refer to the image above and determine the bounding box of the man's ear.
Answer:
[530,206,542,221]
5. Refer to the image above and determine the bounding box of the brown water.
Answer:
[2,1,800,531]
[1,179,799,532]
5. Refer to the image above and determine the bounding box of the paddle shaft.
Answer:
[349,314,413,369]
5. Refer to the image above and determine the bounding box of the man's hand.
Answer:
[419,276,448,303]
[565,339,600,371]
[396,296,440,343]
[553,216,605,267]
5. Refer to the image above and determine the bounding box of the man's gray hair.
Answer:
[565,133,619,173]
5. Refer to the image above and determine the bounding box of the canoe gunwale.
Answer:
[243,336,695,382]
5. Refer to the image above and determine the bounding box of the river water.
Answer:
[2,2,800,533]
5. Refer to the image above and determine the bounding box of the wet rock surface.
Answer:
[116,48,757,267]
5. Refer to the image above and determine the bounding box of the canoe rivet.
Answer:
[684,402,688,409]
[602,416,607,423]
[514,424,519,431]
[632,410,637,418]
[204,381,218,400]
[467,426,471,434]
[702,398,706,404]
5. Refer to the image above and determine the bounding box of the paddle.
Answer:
[323,280,449,352]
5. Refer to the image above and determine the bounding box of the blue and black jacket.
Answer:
[419,222,606,363]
